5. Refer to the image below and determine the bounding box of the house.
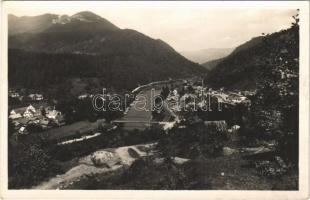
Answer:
[78,93,92,99]
[23,105,39,118]
[9,110,22,120]
[9,92,20,98]
[46,109,62,119]
[204,120,227,132]
[28,94,44,101]
[78,94,88,99]
[9,106,28,119]
[46,109,65,126]
[18,126,28,135]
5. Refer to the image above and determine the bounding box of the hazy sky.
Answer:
[4,1,297,51]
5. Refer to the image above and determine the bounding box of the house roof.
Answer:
[12,107,28,114]
[9,113,22,119]
[29,102,49,110]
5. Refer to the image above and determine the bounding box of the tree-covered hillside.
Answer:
[8,11,207,92]
[205,25,298,90]
[9,49,205,91]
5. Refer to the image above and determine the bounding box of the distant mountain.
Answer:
[205,27,298,90]
[180,48,234,64]
[201,37,263,71]
[201,57,225,71]
[8,11,206,92]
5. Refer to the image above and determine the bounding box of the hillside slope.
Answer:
[205,27,298,90]
[8,11,206,91]
[202,57,225,71]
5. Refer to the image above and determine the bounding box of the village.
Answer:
[8,89,109,139]
[8,77,254,140]
[9,91,62,135]
[5,5,302,192]
[151,78,254,132]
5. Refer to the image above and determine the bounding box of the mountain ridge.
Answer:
[8,11,207,92]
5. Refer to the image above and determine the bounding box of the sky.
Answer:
[4,1,298,51]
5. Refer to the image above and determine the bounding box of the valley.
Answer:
[7,10,300,191]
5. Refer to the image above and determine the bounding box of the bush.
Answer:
[8,140,61,188]
[157,123,227,159]
[128,148,140,159]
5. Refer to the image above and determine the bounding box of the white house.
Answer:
[9,92,20,98]
[28,94,44,101]
[18,126,28,135]
[23,105,38,118]
[46,109,65,126]
[9,110,22,119]
[46,109,62,119]
[78,93,91,100]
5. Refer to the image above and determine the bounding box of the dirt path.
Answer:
[33,143,155,189]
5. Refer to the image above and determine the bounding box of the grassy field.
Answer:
[41,120,99,141]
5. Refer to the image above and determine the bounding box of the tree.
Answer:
[26,123,43,133]
[251,11,299,163]
[8,138,61,188]
[41,107,46,117]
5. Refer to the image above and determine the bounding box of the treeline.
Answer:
[8,48,205,91]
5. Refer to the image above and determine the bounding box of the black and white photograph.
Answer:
[0,1,309,199]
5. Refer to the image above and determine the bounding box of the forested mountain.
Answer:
[201,57,225,71]
[205,26,298,90]
[8,11,206,92]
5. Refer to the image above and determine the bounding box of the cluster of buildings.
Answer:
[9,89,60,134]
[210,90,251,105]
[9,103,65,135]
[164,80,252,114]
[9,90,44,101]
[77,93,94,100]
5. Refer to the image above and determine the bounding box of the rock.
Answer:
[223,147,238,156]
[91,150,120,167]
